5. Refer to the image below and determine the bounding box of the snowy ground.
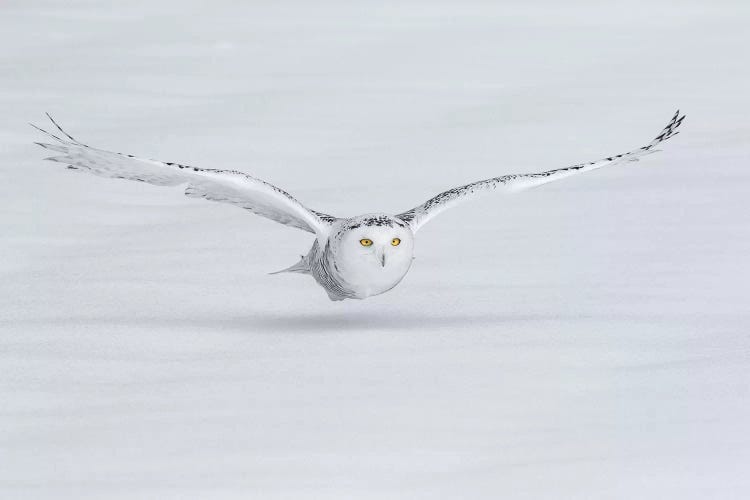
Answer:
[2,1,749,498]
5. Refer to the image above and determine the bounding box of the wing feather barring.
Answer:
[33,110,685,300]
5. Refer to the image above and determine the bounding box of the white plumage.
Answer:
[33,111,685,301]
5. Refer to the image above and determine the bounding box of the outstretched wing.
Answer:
[396,111,685,232]
[32,114,337,238]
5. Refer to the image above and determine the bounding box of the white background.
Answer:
[1,1,749,498]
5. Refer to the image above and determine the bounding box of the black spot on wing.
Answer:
[363,215,396,227]
[311,210,338,224]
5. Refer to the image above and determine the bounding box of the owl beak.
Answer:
[376,247,386,267]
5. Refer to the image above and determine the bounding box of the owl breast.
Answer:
[305,242,410,300]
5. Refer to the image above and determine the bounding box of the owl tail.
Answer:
[269,255,311,275]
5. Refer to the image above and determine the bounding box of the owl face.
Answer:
[332,215,414,295]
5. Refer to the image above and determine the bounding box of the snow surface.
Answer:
[2,1,749,498]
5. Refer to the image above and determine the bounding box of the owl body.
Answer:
[284,214,415,301]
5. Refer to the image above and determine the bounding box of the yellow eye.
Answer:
[391,238,401,246]
[359,239,373,247]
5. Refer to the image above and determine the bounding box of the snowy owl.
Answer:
[33,111,684,301]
